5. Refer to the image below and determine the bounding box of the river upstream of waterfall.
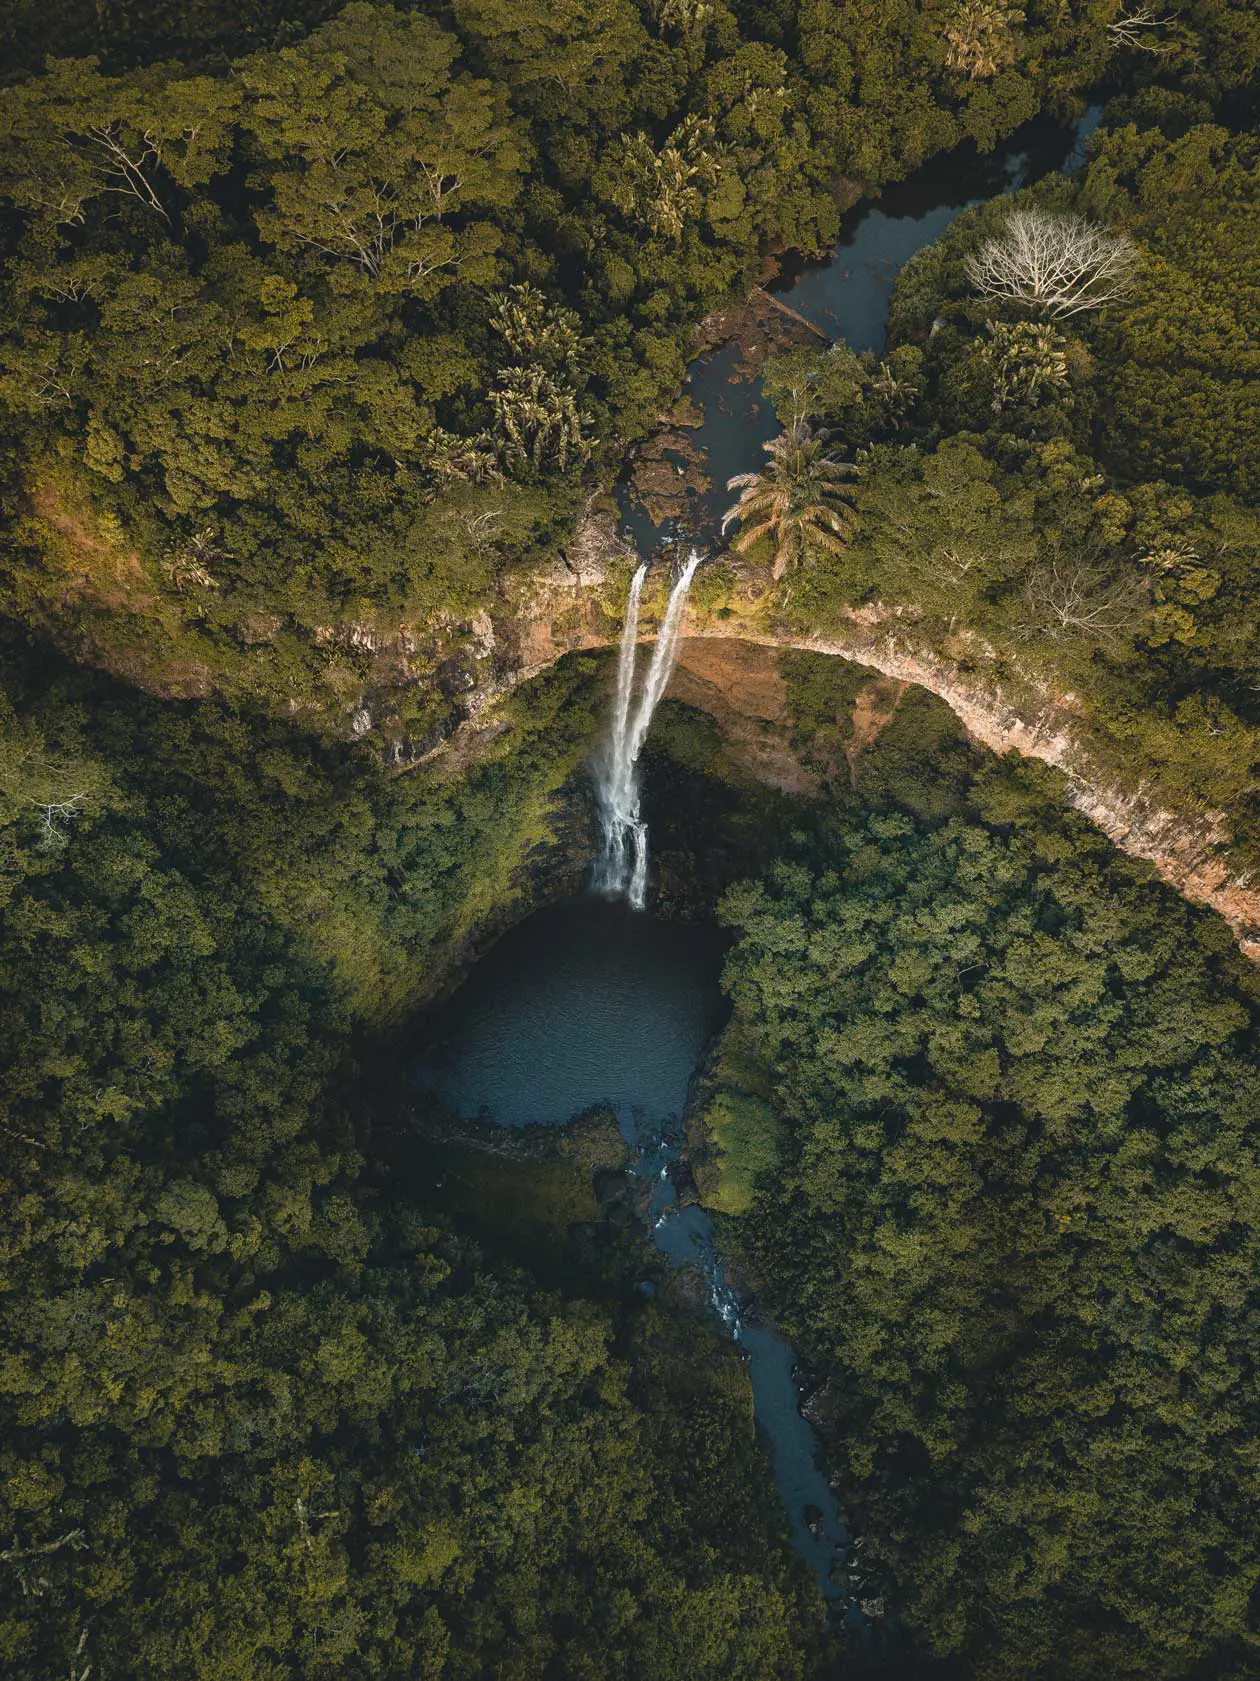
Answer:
[414,102,1101,1633]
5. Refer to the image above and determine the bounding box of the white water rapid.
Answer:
[595,549,702,908]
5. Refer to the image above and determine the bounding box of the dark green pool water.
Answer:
[417,897,729,1135]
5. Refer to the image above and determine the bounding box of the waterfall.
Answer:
[595,561,647,899]
[596,549,702,909]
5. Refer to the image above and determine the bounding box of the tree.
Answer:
[1084,124,1260,501]
[1019,545,1147,644]
[978,319,1070,411]
[0,57,240,235]
[604,117,723,242]
[489,368,595,473]
[722,419,860,580]
[1139,538,1221,646]
[762,342,925,446]
[487,285,594,474]
[944,0,1023,80]
[240,5,523,299]
[964,208,1139,318]
[0,690,115,843]
[451,0,646,123]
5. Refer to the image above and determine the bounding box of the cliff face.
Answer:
[693,622,1260,962]
[449,523,1260,963]
[21,477,1260,960]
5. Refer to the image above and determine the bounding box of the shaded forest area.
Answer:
[0,634,828,1679]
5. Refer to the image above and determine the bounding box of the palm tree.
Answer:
[721,420,860,580]
[944,0,1021,80]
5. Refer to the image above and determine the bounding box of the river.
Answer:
[620,102,1101,558]
[413,898,868,1618]
[416,99,1101,1634]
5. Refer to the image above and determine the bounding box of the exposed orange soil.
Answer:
[29,481,153,614]
[844,679,908,786]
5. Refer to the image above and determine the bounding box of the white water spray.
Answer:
[595,561,647,898]
[596,549,702,908]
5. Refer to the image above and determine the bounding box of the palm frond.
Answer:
[731,516,780,550]
[720,419,861,577]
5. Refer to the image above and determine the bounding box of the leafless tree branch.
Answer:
[1107,6,1179,52]
[1021,553,1147,644]
[965,209,1139,319]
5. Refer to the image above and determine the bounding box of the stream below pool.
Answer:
[419,98,1102,1631]
[414,898,866,1617]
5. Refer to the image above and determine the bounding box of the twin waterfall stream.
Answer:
[595,552,702,907]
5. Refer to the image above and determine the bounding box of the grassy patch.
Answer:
[695,1026,782,1215]
[701,1090,784,1215]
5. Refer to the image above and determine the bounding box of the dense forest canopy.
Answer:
[3,1,1260,1679]
[710,692,1260,1676]
[3,0,1239,726]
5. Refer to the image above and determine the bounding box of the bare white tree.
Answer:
[67,1625,92,1681]
[0,1528,88,1597]
[31,355,78,408]
[1107,6,1178,52]
[1021,553,1146,644]
[36,794,88,846]
[78,123,170,222]
[965,209,1139,319]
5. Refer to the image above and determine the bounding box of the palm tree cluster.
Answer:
[487,283,594,474]
[490,367,594,473]
[612,116,721,242]
[163,526,227,591]
[489,283,584,377]
[421,427,503,490]
[944,0,1023,79]
[979,320,1070,411]
[649,0,717,48]
[722,419,860,580]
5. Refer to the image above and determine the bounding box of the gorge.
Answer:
[5,10,1260,1680]
[400,98,1190,1638]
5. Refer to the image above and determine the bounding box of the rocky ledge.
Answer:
[437,518,1260,963]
